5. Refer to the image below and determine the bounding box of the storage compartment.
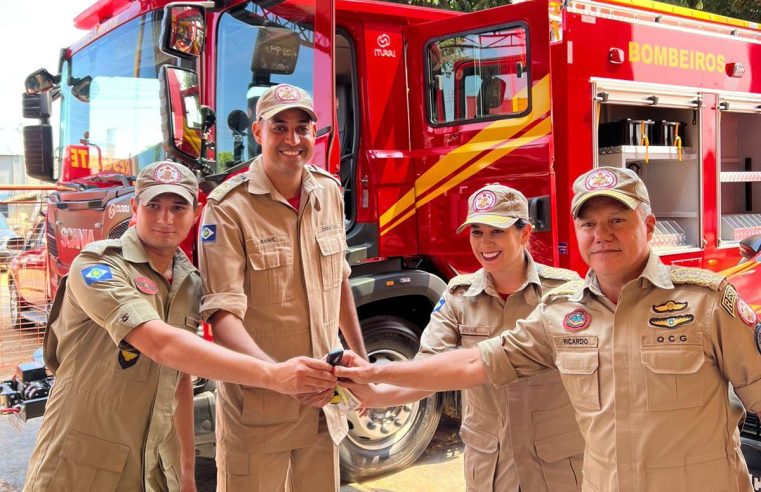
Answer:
[718,111,761,244]
[598,104,700,253]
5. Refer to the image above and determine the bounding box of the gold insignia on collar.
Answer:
[721,284,739,318]
[652,300,688,313]
[649,315,695,329]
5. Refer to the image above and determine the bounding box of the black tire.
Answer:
[8,278,23,329]
[339,316,443,482]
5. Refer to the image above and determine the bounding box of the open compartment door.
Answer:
[397,0,556,272]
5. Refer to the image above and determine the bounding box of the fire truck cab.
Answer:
[17,0,761,481]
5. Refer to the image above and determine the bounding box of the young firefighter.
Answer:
[338,167,761,492]
[24,161,337,492]
[198,84,367,491]
[349,184,584,491]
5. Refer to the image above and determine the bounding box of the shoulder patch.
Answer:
[447,273,475,292]
[670,266,725,291]
[306,164,341,186]
[720,284,739,318]
[207,174,248,202]
[81,239,121,256]
[543,279,584,303]
[537,264,581,282]
[81,264,113,285]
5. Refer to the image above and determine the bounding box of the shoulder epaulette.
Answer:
[207,174,248,202]
[537,264,581,282]
[80,239,121,256]
[542,279,584,303]
[306,164,341,186]
[670,266,725,291]
[447,273,475,292]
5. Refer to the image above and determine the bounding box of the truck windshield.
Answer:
[215,1,316,171]
[59,12,175,181]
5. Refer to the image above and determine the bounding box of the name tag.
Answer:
[458,324,490,336]
[554,336,598,348]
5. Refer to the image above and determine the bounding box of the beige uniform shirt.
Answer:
[418,255,584,492]
[480,252,761,492]
[198,157,350,458]
[24,227,201,492]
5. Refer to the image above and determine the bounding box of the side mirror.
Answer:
[25,68,59,96]
[227,110,250,135]
[739,235,761,261]
[23,125,55,183]
[160,5,206,59]
[22,92,52,121]
[160,66,203,160]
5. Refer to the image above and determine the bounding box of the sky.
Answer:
[0,0,93,154]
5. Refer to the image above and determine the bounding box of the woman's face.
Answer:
[469,222,531,274]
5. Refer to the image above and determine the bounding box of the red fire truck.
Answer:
[16,0,761,481]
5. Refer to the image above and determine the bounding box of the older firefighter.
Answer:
[338,166,761,492]
[348,184,583,491]
[198,84,367,491]
[24,161,336,492]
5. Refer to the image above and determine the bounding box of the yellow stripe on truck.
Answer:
[379,75,551,232]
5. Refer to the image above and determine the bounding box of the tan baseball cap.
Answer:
[571,167,650,218]
[256,84,317,122]
[135,161,198,205]
[457,184,530,233]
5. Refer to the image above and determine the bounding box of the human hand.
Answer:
[343,381,383,408]
[333,351,376,384]
[180,470,197,492]
[290,388,335,408]
[273,356,337,394]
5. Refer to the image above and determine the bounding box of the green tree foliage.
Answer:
[390,0,760,22]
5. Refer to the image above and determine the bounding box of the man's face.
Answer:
[132,193,199,252]
[252,108,316,173]
[574,197,655,281]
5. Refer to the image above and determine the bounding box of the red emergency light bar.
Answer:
[74,0,134,30]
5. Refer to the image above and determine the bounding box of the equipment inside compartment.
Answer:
[598,104,700,252]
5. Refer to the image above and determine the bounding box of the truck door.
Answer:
[403,0,556,271]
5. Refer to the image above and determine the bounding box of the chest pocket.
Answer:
[246,237,294,306]
[555,350,601,411]
[316,228,344,290]
[641,344,705,411]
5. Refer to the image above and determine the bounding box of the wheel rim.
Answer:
[345,347,421,451]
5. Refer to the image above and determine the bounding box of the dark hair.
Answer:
[514,218,529,230]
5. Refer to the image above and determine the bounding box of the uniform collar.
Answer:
[246,156,323,208]
[578,250,672,302]
[120,226,198,275]
[464,253,542,299]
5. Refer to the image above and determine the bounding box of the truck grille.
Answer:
[743,414,761,439]
[108,220,130,239]
[46,225,58,258]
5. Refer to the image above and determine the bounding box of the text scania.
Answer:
[628,41,725,74]
[60,228,95,250]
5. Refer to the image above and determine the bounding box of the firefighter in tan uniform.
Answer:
[338,167,761,492]
[24,161,336,492]
[348,184,583,491]
[198,84,367,491]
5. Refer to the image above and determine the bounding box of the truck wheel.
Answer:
[340,316,443,482]
[8,279,23,329]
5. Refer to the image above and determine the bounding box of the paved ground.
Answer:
[0,415,464,491]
